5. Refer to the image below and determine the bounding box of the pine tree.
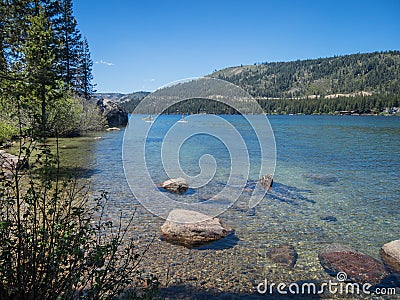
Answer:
[52,0,82,90]
[22,4,60,135]
[75,37,95,99]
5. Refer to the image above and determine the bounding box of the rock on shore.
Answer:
[318,243,389,285]
[97,98,128,127]
[161,209,233,247]
[0,150,28,177]
[380,239,400,273]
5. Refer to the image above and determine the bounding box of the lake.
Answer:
[60,115,400,298]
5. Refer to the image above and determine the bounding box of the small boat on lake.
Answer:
[177,114,188,123]
[142,115,154,123]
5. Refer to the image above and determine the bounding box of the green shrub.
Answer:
[0,140,159,299]
[0,122,18,145]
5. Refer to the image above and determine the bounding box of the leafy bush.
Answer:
[46,94,106,136]
[0,122,18,145]
[0,140,159,299]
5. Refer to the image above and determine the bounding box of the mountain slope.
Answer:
[210,51,400,98]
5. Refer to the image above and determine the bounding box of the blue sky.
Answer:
[73,0,400,93]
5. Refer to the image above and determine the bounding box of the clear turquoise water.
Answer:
[76,115,400,297]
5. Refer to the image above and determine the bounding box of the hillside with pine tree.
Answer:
[210,51,400,98]
[208,51,400,115]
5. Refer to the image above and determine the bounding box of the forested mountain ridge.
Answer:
[96,51,400,115]
[210,51,400,99]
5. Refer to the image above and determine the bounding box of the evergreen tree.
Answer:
[52,0,82,90]
[75,37,95,99]
[22,5,60,135]
[0,0,98,140]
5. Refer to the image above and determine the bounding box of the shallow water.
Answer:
[61,115,400,298]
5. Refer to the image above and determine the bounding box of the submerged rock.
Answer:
[319,243,389,285]
[380,240,400,273]
[303,173,338,186]
[160,209,233,247]
[267,245,298,268]
[160,177,189,193]
[320,215,338,222]
[97,98,128,127]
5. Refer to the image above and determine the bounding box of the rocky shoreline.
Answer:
[123,196,400,298]
[101,175,400,299]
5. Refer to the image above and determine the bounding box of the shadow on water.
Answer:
[267,182,316,205]
[158,284,322,299]
[242,180,315,206]
[202,179,316,207]
[32,165,96,180]
[266,182,315,205]
[157,187,197,195]
[159,275,400,299]
[160,233,239,251]
[195,232,239,250]
[58,166,97,179]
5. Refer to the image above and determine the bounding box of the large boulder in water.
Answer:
[318,243,389,285]
[161,209,233,247]
[97,98,128,127]
[160,177,189,193]
[380,239,400,273]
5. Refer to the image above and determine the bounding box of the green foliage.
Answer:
[74,37,96,100]
[0,122,18,144]
[258,94,400,115]
[117,92,150,113]
[118,52,400,115]
[211,51,400,98]
[0,139,159,299]
[0,0,99,138]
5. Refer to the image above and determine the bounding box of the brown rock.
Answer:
[160,177,189,193]
[380,240,400,273]
[160,209,233,247]
[0,150,28,175]
[319,243,389,285]
[267,244,298,268]
[259,174,273,190]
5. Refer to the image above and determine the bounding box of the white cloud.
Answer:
[144,78,156,82]
[95,60,114,66]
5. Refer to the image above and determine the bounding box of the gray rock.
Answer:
[319,243,389,285]
[267,244,298,268]
[97,98,128,127]
[160,177,189,193]
[0,150,28,176]
[380,240,400,273]
[161,209,233,247]
[105,127,121,131]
